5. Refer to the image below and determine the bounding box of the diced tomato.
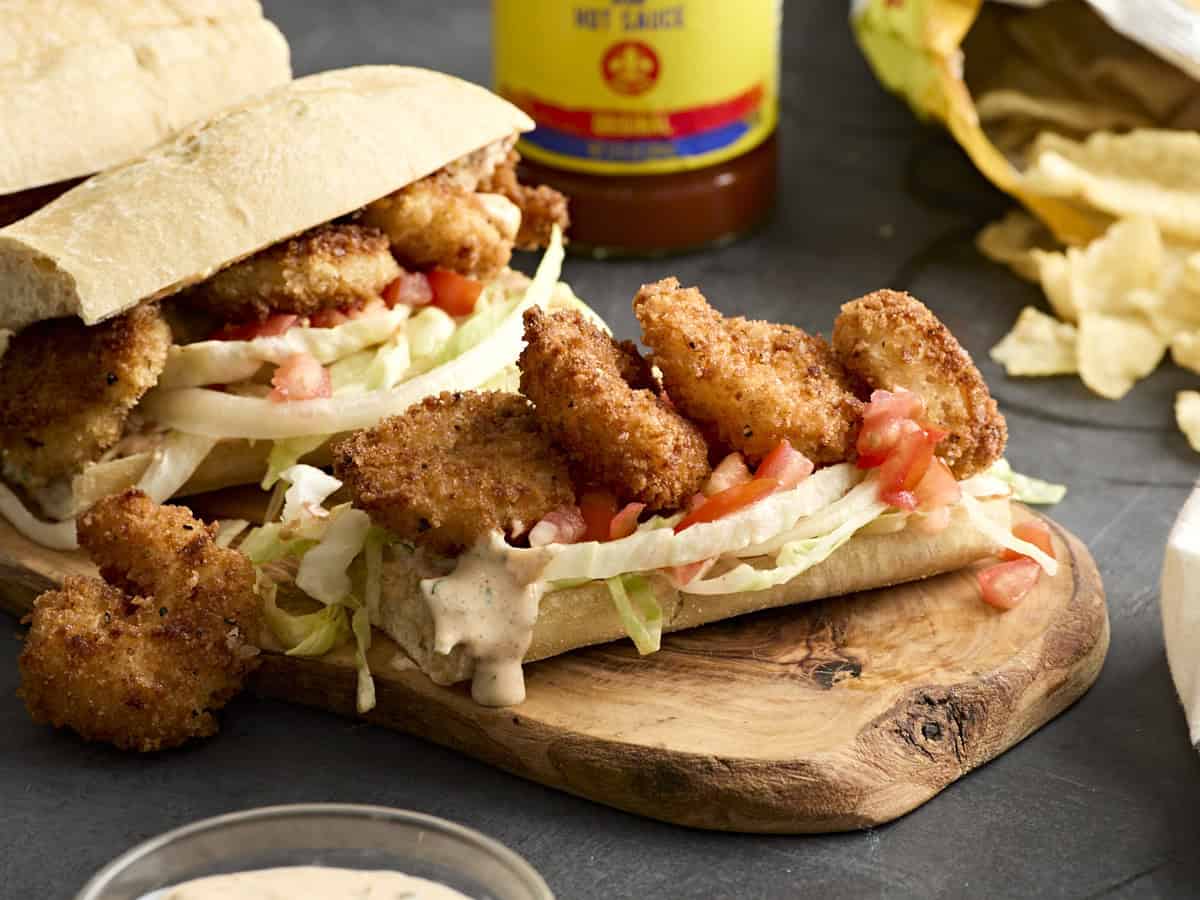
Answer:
[308,307,350,328]
[609,502,646,540]
[213,313,298,341]
[914,458,961,510]
[704,452,753,496]
[428,269,484,316]
[754,440,814,491]
[269,353,332,402]
[675,478,779,533]
[1001,519,1056,562]
[878,422,946,510]
[977,558,1041,610]
[528,506,587,547]
[856,388,927,466]
[383,271,434,308]
[668,557,716,587]
[579,490,619,543]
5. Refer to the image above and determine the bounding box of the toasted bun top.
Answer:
[0,1,289,197]
[0,66,534,330]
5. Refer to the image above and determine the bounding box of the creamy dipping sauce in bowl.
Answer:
[150,865,471,899]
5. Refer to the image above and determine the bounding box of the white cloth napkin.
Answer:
[1162,483,1200,750]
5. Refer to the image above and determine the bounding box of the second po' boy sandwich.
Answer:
[0,66,581,552]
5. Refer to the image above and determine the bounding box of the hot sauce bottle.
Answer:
[493,0,780,257]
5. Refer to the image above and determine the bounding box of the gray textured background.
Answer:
[4,2,1200,897]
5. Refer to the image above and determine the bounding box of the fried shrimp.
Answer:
[634,278,862,466]
[18,491,262,752]
[479,151,570,250]
[194,224,402,321]
[831,290,1007,478]
[360,173,520,282]
[519,307,711,510]
[0,304,170,488]
[333,391,574,554]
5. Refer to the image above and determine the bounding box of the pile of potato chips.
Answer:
[854,0,1200,451]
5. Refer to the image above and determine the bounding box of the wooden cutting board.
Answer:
[0,505,1107,833]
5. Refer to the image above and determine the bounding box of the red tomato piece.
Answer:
[878,423,946,509]
[269,353,332,403]
[913,458,961,511]
[609,502,646,540]
[1001,519,1056,562]
[383,271,434,308]
[308,307,350,328]
[755,440,814,491]
[428,269,484,316]
[704,452,753,496]
[856,388,926,464]
[528,506,587,547]
[675,478,779,533]
[668,557,715,587]
[579,490,619,543]
[213,313,298,341]
[977,557,1041,610]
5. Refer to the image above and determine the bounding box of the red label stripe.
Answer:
[503,84,764,142]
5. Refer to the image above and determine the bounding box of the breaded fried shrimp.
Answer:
[634,278,862,465]
[18,491,261,752]
[519,307,711,510]
[831,290,1007,478]
[195,224,402,321]
[479,151,570,250]
[333,392,574,554]
[0,304,170,488]
[360,173,519,281]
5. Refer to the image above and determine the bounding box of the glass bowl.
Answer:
[75,804,553,900]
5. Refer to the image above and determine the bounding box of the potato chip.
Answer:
[990,306,1078,376]
[1068,216,1164,318]
[1022,131,1200,241]
[1171,331,1200,375]
[975,210,1058,282]
[1077,312,1166,399]
[1176,391,1200,453]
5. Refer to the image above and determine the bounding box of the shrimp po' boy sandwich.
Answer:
[248,283,1058,709]
[0,66,580,552]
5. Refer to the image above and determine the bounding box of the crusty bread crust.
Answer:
[0,66,533,330]
[376,498,1012,685]
[0,3,290,197]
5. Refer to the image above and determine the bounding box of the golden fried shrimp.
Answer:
[18,491,261,752]
[519,307,711,510]
[634,278,862,466]
[359,173,519,281]
[478,151,570,250]
[333,391,574,554]
[0,304,170,488]
[831,290,1007,478]
[194,224,402,322]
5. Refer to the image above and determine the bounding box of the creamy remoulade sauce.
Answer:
[421,532,548,706]
[157,866,472,899]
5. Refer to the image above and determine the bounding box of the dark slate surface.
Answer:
[6,2,1200,897]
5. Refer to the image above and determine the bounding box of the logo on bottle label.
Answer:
[601,41,660,96]
[494,0,780,176]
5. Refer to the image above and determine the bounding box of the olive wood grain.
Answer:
[0,506,1108,833]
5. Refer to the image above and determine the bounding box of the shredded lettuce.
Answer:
[351,605,376,713]
[135,431,217,503]
[405,306,457,370]
[159,307,410,389]
[262,436,327,489]
[141,227,566,441]
[734,478,883,558]
[0,481,77,550]
[214,519,250,548]
[961,492,1058,575]
[295,507,373,605]
[681,496,889,595]
[363,527,387,621]
[240,524,317,565]
[605,573,663,655]
[279,464,342,525]
[986,459,1067,505]
[536,464,860,582]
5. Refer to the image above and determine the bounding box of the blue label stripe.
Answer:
[522,117,752,164]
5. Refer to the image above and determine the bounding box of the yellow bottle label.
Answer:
[493,0,780,176]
